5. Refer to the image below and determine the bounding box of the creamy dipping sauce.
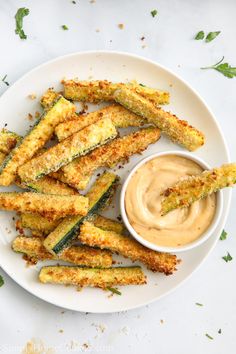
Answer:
[125,155,216,247]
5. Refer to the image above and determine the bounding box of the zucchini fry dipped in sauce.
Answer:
[80,222,179,275]
[0,129,21,154]
[0,96,75,186]
[18,117,117,182]
[0,192,88,220]
[60,127,161,190]
[55,104,146,141]
[39,265,146,288]
[12,236,112,268]
[43,172,119,255]
[114,87,204,151]
[20,213,124,235]
[63,79,169,105]
[161,163,236,215]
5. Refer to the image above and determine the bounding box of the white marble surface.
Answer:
[0,0,236,353]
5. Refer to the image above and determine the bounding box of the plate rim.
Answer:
[0,50,232,313]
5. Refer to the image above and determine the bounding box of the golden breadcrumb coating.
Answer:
[161,163,236,214]
[79,222,179,275]
[0,192,88,220]
[114,87,205,151]
[55,104,146,141]
[62,127,161,190]
[12,236,112,267]
[63,79,169,105]
[39,265,146,288]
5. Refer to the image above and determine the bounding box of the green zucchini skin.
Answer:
[18,117,117,183]
[0,96,75,186]
[43,172,119,255]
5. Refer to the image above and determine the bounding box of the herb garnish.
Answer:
[195,31,204,40]
[1,75,9,86]
[201,56,236,78]
[222,252,233,262]
[107,287,122,295]
[218,328,222,334]
[205,333,213,340]
[0,275,4,287]
[72,0,76,3]
[205,31,221,43]
[195,302,203,306]
[62,25,69,30]
[220,229,227,240]
[151,9,158,18]
[15,8,29,40]
[139,83,146,87]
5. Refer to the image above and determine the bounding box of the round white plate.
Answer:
[0,51,231,313]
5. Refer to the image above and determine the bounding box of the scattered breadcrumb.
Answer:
[95,29,100,33]
[34,111,40,118]
[28,94,36,100]
[58,329,64,333]
[160,319,164,324]
[27,113,33,121]
[140,36,145,41]
[142,44,147,49]
[90,0,96,3]
[91,323,106,333]
[118,24,124,30]
[22,338,54,354]
[119,326,130,335]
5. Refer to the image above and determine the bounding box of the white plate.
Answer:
[0,51,231,313]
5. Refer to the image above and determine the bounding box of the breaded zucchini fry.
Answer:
[93,215,124,234]
[0,129,21,154]
[16,175,78,195]
[0,96,75,186]
[40,89,60,109]
[62,127,161,190]
[161,163,236,215]
[0,152,6,164]
[20,213,62,233]
[0,192,88,220]
[12,236,112,267]
[43,172,119,255]
[63,79,169,105]
[55,104,146,141]
[80,222,179,275]
[114,87,205,151]
[39,265,146,288]
[18,117,117,182]
[20,213,123,235]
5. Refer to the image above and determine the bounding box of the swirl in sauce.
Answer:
[125,155,216,247]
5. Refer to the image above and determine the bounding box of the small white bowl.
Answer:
[120,151,223,253]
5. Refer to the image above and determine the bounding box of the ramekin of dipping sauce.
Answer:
[120,151,223,253]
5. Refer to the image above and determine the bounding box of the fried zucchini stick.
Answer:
[43,172,119,255]
[55,104,146,141]
[0,192,88,220]
[20,213,124,235]
[0,96,75,186]
[39,265,146,288]
[18,117,117,182]
[63,79,169,105]
[80,222,179,275]
[161,163,236,215]
[0,129,21,154]
[12,236,112,268]
[114,87,205,151]
[61,127,161,190]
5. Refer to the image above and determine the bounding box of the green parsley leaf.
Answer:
[220,229,227,240]
[107,287,122,295]
[62,25,69,31]
[218,328,222,334]
[151,9,158,18]
[72,0,76,3]
[195,302,203,306]
[205,31,221,43]
[195,31,205,40]
[201,56,236,78]
[15,8,29,40]
[0,275,4,287]
[222,252,233,262]
[139,83,146,87]
[2,75,9,86]
[205,333,213,340]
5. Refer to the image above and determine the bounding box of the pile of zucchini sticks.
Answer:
[0,79,233,293]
